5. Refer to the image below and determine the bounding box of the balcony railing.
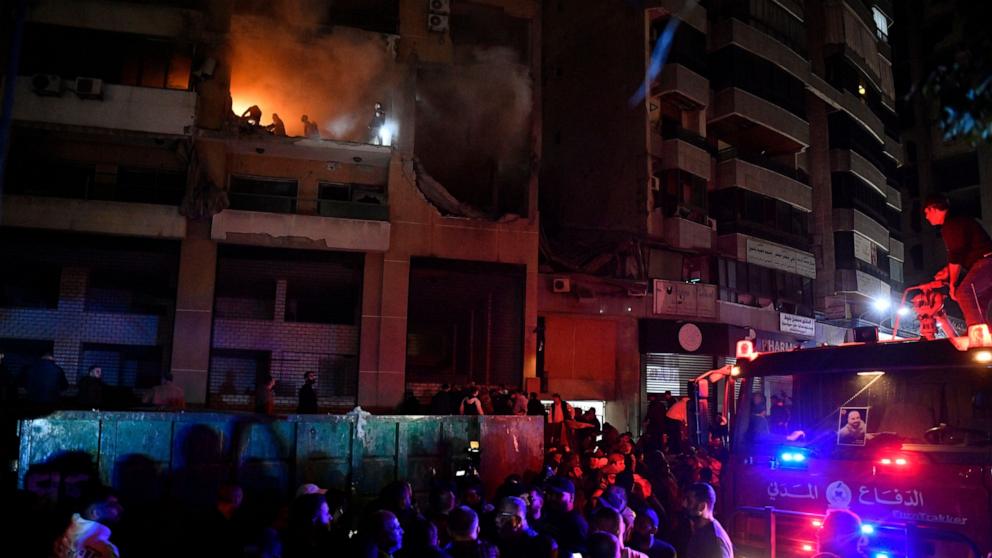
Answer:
[226,192,389,221]
[659,119,715,154]
[717,219,811,252]
[717,148,809,184]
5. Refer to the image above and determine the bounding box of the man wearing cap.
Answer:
[538,476,588,558]
[924,193,992,327]
[813,509,867,558]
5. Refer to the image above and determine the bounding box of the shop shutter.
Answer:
[645,353,716,396]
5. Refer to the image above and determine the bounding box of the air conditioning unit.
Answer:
[74,77,103,100]
[428,0,451,14]
[428,13,449,32]
[31,74,62,96]
[552,277,571,293]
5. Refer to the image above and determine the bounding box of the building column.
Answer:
[357,253,409,411]
[169,220,217,405]
[54,267,88,382]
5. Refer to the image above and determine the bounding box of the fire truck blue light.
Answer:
[861,524,875,535]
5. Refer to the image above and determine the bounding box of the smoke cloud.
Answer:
[414,47,534,214]
[228,7,398,141]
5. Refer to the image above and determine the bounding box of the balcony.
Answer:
[835,268,890,300]
[832,207,888,249]
[651,131,712,181]
[11,76,196,136]
[716,149,811,210]
[830,148,887,195]
[716,233,816,279]
[663,215,712,251]
[2,195,186,239]
[211,209,390,253]
[654,63,709,109]
[822,0,884,86]
[709,10,810,82]
[708,88,810,153]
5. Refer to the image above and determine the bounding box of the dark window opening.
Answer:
[20,23,192,90]
[654,168,708,224]
[406,258,525,387]
[710,188,811,251]
[713,257,814,316]
[86,267,176,315]
[709,46,807,119]
[228,175,298,214]
[1,261,60,309]
[284,277,360,325]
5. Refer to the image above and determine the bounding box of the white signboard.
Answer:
[746,238,816,279]
[653,280,717,318]
[780,312,816,337]
[853,232,876,265]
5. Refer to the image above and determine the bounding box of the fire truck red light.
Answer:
[880,458,892,465]
[811,519,823,528]
[895,458,908,465]
[801,543,814,552]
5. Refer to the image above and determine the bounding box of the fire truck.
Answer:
[711,321,992,558]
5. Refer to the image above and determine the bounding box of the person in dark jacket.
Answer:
[527,392,547,417]
[431,384,454,414]
[77,365,105,409]
[255,374,276,415]
[21,353,68,407]
[297,371,318,414]
[444,506,499,558]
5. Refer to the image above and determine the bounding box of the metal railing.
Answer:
[227,191,389,221]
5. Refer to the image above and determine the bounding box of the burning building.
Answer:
[1,0,540,412]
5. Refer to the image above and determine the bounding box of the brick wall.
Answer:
[209,249,363,410]
[0,231,179,384]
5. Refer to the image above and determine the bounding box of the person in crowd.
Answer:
[284,492,334,558]
[539,476,588,558]
[366,510,405,558]
[77,365,105,409]
[198,483,247,558]
[22,352,68,408]
[444,505,499,558]
[590,506,647,558]
[144,371,185,410]
[629,508,677,558]
[0,352,14,407]
[525,485,545,532]
[398,517,451,558]
[511,389,529,415]
[588,531,623,558]
[398,390,424,414]
[428,482,458,547]
[255,374,276,415]
[378,480,421,532]
[268,113,287,136]
[527,392,547,417]
[459,387,484,416]
[431,384,455,414]
[493,496,557,558]
[53,485,124,558]
[684,482,733,558]
[924,193,992,327]
[298,371,318,414]
[813,509,868,558]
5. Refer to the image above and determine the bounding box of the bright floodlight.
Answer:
[378,123,395,146]
[896,306,910,316]
[872,298,891,312]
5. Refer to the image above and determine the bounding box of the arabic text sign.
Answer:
[746,238,816,279]
[779,312,815,336]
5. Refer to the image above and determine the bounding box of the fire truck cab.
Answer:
[723,335,992,557]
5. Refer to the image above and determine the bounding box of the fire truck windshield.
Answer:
[734,368,992,450]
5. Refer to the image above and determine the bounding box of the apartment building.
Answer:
[540,0,902,428]
[0,0,541,412]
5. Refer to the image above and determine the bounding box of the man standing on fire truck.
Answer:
[924,193,992,327]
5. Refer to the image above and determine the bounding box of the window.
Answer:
[228,176,298,214]
[79,344,164,388]
[872,7,889,42]
[1,261,60,309]
[20,24,192,90]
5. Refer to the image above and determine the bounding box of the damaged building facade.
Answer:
[1,0,540,411]
[540,0,903,429]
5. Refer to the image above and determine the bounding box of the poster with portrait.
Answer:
[837,407,868,446]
